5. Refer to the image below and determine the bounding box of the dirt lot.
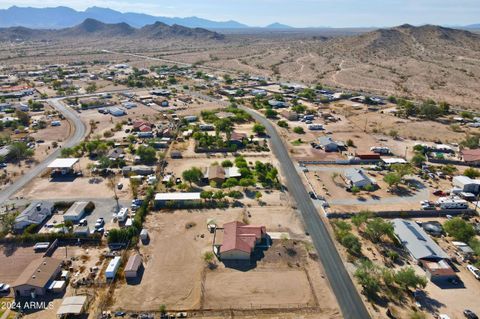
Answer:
[345,108,468,144]
[17,175,132,200]
[112,206,339,315]
[203,268,314,309]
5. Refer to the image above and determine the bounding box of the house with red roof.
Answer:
[215,221,267,260]
[461,149,480,165]
[132,120,152,132]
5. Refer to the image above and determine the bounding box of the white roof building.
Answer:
[48,158,79,169]
[155,193,201,201]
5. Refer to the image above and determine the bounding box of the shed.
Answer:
[124,254,143,278]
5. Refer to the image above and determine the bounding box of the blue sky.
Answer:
[1,0,479,27]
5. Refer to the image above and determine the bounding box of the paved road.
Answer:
[0,99,86,204]
[239,106,371,319]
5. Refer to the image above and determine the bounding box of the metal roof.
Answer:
[155,192,201,201]
[57,296,87,315]
[393,219,449,261]
[48,158,79,169]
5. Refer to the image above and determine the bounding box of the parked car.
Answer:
[0,283,10,293]
[467,265,480,280]
[79,219,87,226]
[464,310,479,319]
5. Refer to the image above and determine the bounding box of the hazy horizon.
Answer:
[0,1,479,28]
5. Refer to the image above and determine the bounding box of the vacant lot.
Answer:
[203,270,313,309]
[17,175,132,200]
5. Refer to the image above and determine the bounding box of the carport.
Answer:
[48,158,80,176]
[56,295,87,318]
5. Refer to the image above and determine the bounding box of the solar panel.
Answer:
[406,223,427,241]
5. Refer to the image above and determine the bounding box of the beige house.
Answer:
[12,257,62,297]
[215,221,266,260]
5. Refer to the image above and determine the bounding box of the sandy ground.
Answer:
[203,270,313,309]
[112,205,339,315]
[16,175,132,200]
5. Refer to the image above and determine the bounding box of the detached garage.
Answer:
[124,254,143,279]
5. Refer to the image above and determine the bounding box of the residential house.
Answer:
[280,110,299,121]
[318,136,341,152]
[14,202,55,231]
[12,257,62,297]
[453,176,480,194]
[204,165,241,184]
[215,221,267,260]
[229,131,248,147]
[107,148,124,161]
[392,219,449,261]
[344,168,376,188]
[268,100,287,109]
[460,149,480,165]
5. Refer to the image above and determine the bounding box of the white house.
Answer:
[344,168,376,188]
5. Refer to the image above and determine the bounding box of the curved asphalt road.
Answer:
[0,98,86,204]
[240,105,371,319]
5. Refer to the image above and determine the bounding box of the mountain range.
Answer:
[0,19,224,41]
[0,6,290,30]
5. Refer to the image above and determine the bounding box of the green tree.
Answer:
[253,123,266,135]
[394,267,427,291]
[222,178,239,189]
[86,82,97,93]
[182,167,203,186]
[351,211,371,229]
[354,260,381,298]
[277,120,288,128]
[221,160,233,168]
[383,172,401,188]
[15,110,30,126]
[200,190,213,201]
[464,168,480,179]
[264,109,277,118]
[365,218,393,243]
[341,233,362,255]
[391,163,414,178]
[443,218,476,242]
[6,142,34,162]
[293,127,305,134]
[136,145,157,164]
[411,153,426,167]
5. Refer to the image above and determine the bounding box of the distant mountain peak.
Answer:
[0,5,250,30]
[0,18,225,41]
[265,22,293,29]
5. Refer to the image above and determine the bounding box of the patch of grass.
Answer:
[291,138,304,146]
